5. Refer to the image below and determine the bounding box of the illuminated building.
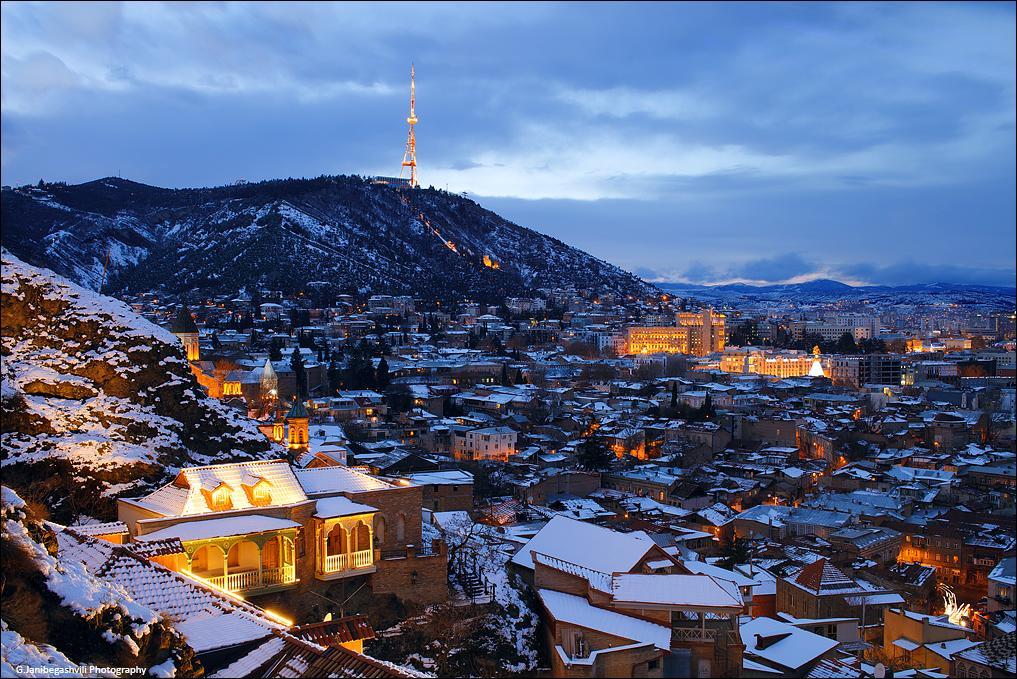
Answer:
[829,354,902,388]
[719,347,822,378]
[790,315,878,342]
[625,325,690,355]
[676,308,726,355]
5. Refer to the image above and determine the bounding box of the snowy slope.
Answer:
[1,486,198,676]
[1,251,275,521]
[1,176,659,302]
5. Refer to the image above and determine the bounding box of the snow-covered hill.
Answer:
[0,251,275,522]
[1,176,658,301]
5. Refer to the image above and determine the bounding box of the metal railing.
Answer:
[323,549,374,573]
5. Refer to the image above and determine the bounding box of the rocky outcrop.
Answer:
[1,251,275,522]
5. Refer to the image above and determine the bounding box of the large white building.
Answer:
[452,426,517,461]
[790,315,878,342]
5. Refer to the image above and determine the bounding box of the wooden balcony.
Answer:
[316,549,376,581]
[200,564,296,594]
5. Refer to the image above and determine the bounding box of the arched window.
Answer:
[326,524,348,555]
[396,513,406,543]
[354,522,371,552]
[374,515,387,546]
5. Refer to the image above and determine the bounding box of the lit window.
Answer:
[252,482,272,505]
[211,485,232,511]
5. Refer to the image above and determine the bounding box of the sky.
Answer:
[2,2,1015,288]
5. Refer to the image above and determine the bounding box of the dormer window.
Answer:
[210,484,232,511]
[251,480,272,506]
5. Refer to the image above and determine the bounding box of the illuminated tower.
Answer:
[170,305,200,362]
[809,345,826,378]
[400,64,419,188]
[285,398,309,450]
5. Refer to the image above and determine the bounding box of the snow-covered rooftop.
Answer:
[295,466,394,496]
[137,515,300,543]
[538,589,670,650]
[509,515,656,572]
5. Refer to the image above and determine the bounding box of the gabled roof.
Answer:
[294,466,394,496]
[210,628,426,678]
[741,616,838,671]
[131,459,308,517]
[788,558,867,596]
[538,589,671,651]
[954,631,1016,674]
[509,515,657,572]
[55,529,285,654]
[611,573,744,611]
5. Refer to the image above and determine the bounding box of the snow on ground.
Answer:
[1,487,161,655]
[0,625,91,677]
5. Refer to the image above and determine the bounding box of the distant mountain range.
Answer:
[657,278,1016,308]
[0,175,657,302]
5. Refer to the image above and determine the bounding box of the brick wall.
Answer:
[350,485,424,549]
[371,542,449,605]
[420,483,474,512]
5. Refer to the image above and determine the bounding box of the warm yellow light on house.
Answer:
[482,255,500,269]
[263,609,294,626]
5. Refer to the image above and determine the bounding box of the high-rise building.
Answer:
[676,308,726,356]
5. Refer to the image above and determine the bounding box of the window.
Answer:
[251,482,272,505]
[211,485,232,511]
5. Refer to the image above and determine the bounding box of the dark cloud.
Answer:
[732,253,817,283]
[837,262,1016,288]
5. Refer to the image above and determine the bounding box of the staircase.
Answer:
[453,560,493,603]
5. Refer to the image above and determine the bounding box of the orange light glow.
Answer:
[482,255,500,269]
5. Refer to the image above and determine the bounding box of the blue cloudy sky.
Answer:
[2,2,1015,287]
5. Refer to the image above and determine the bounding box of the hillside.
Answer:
[1,487,200,676]
[0,251,275,522]
[0,176,658,302]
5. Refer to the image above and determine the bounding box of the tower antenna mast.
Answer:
[400,64,419,188]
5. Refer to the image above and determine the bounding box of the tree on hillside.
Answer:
[376,356,390,390]
[576,437,614,471]
[268,339,283,362]
[291,348,308,399]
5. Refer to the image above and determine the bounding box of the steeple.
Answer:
[284,397,309,450]
[170,305,200,361]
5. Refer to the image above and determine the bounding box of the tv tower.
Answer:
[400,63,419,188]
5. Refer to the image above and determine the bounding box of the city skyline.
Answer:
[2,1,1014,287]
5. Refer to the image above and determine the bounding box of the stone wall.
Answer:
[371,541,449,605]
